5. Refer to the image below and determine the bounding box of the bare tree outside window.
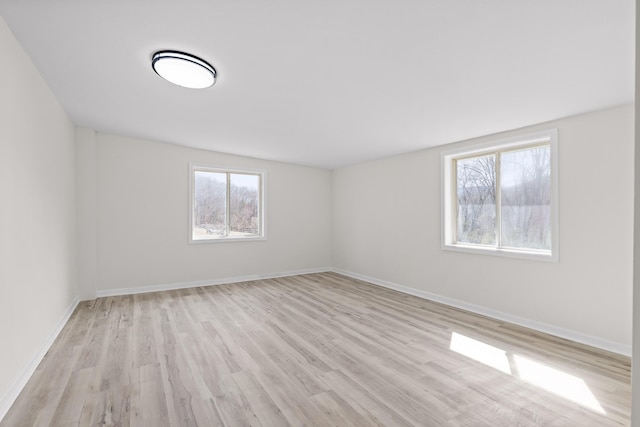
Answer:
[500,146,551,250]
[456,155,496,245]
[192,168,263,241]
[229,174,260,235]
[453,144,551,252]
[443,130,557,260]
[194,171,227,235]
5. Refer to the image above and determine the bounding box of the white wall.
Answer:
[333,105,634,353]
[0,15,77,416]
[631,0,639,421]
[76,128,98,300]
[77,133,332,296]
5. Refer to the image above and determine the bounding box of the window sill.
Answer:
[190,235,267,244]
[442,243,557,262]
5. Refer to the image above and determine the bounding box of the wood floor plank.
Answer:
[0,273,631,426]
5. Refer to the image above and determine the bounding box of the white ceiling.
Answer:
[0,1,634,169]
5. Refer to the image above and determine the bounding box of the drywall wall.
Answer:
[0,15,77,417]
[631,1,639,421]
[84,133,332,295]
[76,128,98,300]
[333,105,634,353]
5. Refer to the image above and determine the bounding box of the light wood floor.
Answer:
[1,272,631,426]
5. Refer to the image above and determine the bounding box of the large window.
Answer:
[189,165,265,242]
[442,129,558,261]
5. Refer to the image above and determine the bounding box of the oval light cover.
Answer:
[152,51,216,89]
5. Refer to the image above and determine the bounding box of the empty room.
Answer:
[0,1,637,426]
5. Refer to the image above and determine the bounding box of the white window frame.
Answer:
[441,129,559,262]
[189,163,266,244]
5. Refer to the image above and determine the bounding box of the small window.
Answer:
[442,129,558,261]
[189,165,265,243]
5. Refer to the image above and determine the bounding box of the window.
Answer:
[442,129,558,261]
[189,165,265,243]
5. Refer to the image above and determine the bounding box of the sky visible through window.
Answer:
[193,169,261,240]
[455,144,551,251]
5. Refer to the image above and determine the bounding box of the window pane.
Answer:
[229,173,260,236]
[456,155,496,245]
[194,171,227,238]
[500,146,551,250]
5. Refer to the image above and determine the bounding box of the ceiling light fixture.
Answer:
[151,50,216,89]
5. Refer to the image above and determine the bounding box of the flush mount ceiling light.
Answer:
[151,50,216,89]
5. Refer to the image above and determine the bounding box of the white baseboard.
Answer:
[332,268,631,357]
[0,296,80,422]
[96,267,332,298]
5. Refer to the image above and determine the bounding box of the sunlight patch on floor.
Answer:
[449,332,511,374]
[449,332,605,414]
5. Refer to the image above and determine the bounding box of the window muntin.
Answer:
[190,165,265,242]
[443,130,558,261]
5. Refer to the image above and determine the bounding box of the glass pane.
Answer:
[193,171,227,238]
[456,155,496,245]
[229,173,260,236]
[500,145,551,250]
